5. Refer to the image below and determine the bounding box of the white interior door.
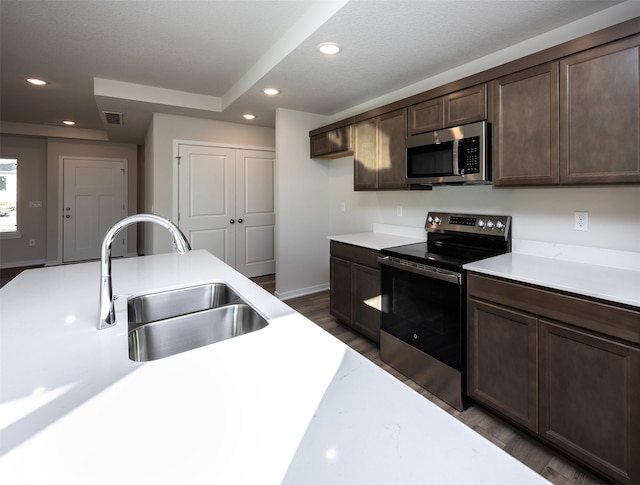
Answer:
[63,158,125,262]
[178,145,236,266]
[177,144,275,277]
[236,150,275,277]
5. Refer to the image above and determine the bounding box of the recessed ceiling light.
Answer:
[243,114,256,120]
[318,42,342,55]
[263,88,280,96]
[62,120,76,126]
[26,78,48,86]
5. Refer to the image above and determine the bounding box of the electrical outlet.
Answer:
[28,239,36,246]
[574,211,588,231]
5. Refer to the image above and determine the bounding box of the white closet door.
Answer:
[236,150,275,278]
[178,145,236,266]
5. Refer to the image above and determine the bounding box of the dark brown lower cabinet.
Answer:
[468,300,538,432]
[468,273,640,484]
[539,321,640,483]
[329,241,381,343]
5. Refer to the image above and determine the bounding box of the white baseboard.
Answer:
[276,283,329,301]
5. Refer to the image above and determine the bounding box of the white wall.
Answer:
[327,172,640,253]
[275,109,333,299]
[276,128,639,301]
[146,113,275,255]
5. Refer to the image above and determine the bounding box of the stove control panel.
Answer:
[426,212,511,238]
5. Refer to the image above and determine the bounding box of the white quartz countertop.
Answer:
[0,250,549,484]
[465,252,640,308]
[328,224,427,250]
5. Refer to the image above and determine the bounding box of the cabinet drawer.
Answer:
[468,273,640,344]
[330,241,379,269]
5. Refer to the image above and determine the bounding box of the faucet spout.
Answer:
[97,214,191,329]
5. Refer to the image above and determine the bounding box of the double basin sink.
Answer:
[127,283,268,361]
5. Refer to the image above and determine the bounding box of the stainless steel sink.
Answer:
[127,283,243,328]
[129,303,269,362]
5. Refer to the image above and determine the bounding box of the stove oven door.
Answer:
[379,257,465,371]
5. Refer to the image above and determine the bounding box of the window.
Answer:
[0,158,18,234]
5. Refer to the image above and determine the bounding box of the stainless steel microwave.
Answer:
[405,121,490,185]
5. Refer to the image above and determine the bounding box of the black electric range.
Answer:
[378,212,512,411]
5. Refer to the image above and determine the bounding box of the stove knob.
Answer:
[486,220,495,229]
[427,215,434,224]
[496,220,505,230]
[478,219,485,228]
[434,216,441,225]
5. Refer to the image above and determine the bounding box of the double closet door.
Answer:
[177,144,275,278]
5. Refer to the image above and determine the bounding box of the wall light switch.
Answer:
[340,202,346,213]
[396,206,403,217]
[28,200,42,208]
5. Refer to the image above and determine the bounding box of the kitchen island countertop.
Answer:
[0,250,550,484]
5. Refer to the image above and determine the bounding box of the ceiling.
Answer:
[0,0,634,144]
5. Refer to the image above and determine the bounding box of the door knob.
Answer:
[237,218,243,223]
[230,219,235,224]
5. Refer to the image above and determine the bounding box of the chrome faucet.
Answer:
[97,214,191,329]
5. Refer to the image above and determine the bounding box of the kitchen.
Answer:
[2,1,640,484]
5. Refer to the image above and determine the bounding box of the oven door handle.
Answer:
[378,255,463,285]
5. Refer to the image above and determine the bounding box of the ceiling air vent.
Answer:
[103,111,123,125]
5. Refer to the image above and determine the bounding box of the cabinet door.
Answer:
[310,126,353,158]
[351,264,381,343]
[310,132,332,158]
[377,109,408,189]
[354,118,378,190]
[560,36,640,184]
[468,299,538,432]
[331,125,352,153]
[444,84,487,127]
[408,97,444,135]
[493,63,560,186]
[539,320,640,484]
[330,256,352,324]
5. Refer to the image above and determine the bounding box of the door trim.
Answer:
[57,156,128,265]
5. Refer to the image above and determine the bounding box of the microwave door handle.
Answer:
[455,139,465,175]
[452,139,460,175]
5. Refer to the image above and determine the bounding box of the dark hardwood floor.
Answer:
[252,274,605,485]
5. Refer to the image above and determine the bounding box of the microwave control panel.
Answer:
[460,136,480,174]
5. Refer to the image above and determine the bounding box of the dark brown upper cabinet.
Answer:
[408,84,487,136]
[493,62,560,186]
[495,35,640,186]
[310,125,353,159]
[559,35,640,184]
[354,109,407,190]
[444,84,488,127]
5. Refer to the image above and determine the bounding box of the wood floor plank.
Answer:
[253,277,605,485]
